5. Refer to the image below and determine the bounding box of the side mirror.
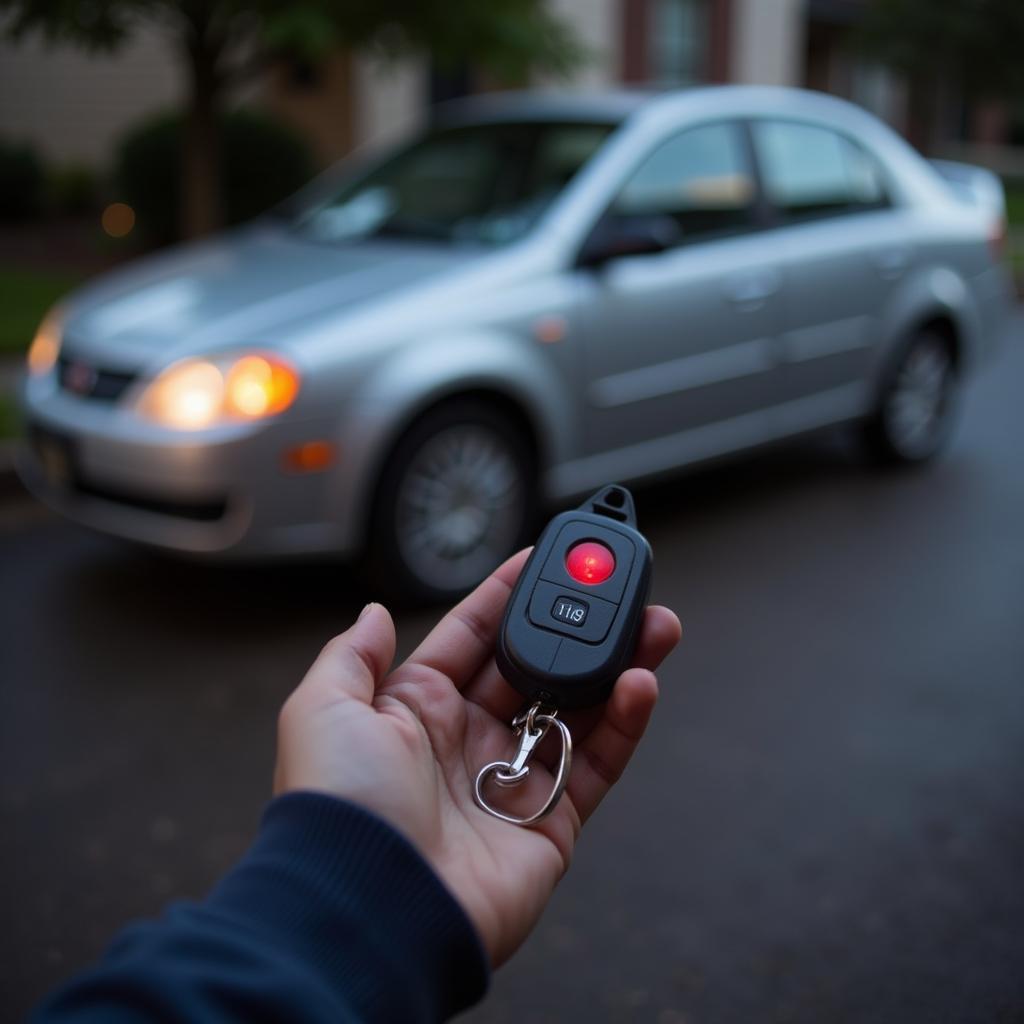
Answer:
[577,214,680,269]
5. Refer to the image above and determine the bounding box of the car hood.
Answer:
[60,224,478,368]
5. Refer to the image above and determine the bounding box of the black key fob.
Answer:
[496,485,652,710]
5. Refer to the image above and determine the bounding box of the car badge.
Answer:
[65,361,98,395]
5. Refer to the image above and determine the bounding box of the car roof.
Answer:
[431,85,875,131]
[431,89,656,127]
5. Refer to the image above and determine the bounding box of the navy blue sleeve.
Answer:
[31,792,490,1023]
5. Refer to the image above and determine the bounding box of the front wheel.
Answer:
[863,330,960,465]
[368,400,537,603]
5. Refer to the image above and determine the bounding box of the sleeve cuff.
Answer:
[205,791,490,1022]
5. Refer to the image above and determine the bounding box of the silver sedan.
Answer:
[18,86,1015,598]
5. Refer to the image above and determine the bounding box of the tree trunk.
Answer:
[181,29,224,239]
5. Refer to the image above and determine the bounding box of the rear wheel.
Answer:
[863,329,960,465]
[369,399,536,603]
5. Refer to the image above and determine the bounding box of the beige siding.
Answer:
[730,0,805,87]
[0,28,180,168]
[352,55,428,149]
[537,0,618,89]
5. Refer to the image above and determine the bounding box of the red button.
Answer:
[565,541,615,585]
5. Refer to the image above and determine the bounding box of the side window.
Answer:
[611,121,757,243]
[752,120,889,223]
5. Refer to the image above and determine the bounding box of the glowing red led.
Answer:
[565,541,615,585]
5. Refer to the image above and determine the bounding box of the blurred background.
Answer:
[1,1,1023,1021]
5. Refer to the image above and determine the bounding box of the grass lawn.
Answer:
[1004,180,1024,228]
[1002,180,1024,288]
[0,266,82,356]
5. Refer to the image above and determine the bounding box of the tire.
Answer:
[862,329,960,465]
[368,399,537,603]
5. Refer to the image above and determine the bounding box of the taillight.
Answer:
[989,216,1007,263]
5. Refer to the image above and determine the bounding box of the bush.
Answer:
[48,163,100,216]
[115,109,314,242]
[0,139,44,221]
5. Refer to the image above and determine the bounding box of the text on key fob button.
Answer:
[552,596,588,626]
[528,580,618,644]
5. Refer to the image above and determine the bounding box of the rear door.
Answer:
[748,118,915,430]
[577,120,785,461]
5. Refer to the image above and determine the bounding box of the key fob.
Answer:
[496,485,652,710]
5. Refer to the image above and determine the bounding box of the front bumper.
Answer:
[18,377,352,559]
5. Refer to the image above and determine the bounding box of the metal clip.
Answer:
[473,702,572,827]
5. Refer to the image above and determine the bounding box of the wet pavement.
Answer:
[2,322,1023,1022]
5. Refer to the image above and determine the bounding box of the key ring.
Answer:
[473,702,573,827]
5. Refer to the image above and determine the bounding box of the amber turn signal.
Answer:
[282,440,337,473]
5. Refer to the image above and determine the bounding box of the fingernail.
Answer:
[357,602,375,622]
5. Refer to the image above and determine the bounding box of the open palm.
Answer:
[274,550,681,966]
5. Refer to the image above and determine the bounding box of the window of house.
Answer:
[651,0,708,84]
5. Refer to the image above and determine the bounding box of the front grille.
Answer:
[57,354,138,401]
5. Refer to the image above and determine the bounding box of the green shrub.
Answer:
[114,113,179,241]
[0,139,44,221]
[115,108,314,242]
[48,163,100,216]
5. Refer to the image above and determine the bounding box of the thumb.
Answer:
[300,603,397,706]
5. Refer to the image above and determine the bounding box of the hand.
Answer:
[273,550,681,966]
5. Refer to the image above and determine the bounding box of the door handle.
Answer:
[724,269,781,311]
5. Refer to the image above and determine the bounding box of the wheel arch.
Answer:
[868,309,962,418]
[322,326,575,556]
[912,313,961,370]
[870,264,979,409]
[355,380,549,554]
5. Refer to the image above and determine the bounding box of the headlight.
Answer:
[27,310,63,376]
[138,352,300,430]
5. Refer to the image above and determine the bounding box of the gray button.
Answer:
[529,580,618,644]
[551,595,588,627]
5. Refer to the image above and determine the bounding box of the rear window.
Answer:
[752,120,889,222]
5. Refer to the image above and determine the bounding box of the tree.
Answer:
[1,0,581,238]
[860,0,1024,105]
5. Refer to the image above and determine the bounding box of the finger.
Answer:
[296,602,397,706]
[404,548,530,690]
[463,604,681,725]
[566,667,659,824]
[631,605,682,672]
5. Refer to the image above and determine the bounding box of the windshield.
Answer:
[294,121,614,247]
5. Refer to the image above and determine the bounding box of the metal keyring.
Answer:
[473,703,573,827]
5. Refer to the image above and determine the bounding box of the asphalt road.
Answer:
[3,325,1023,1023]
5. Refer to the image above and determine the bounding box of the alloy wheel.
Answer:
[394,423,526,593]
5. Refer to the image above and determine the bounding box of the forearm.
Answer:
[32,793,490,1024]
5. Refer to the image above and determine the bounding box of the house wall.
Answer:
[351,55,428,151]
[729,0,805,87]
[0,28,180,167]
